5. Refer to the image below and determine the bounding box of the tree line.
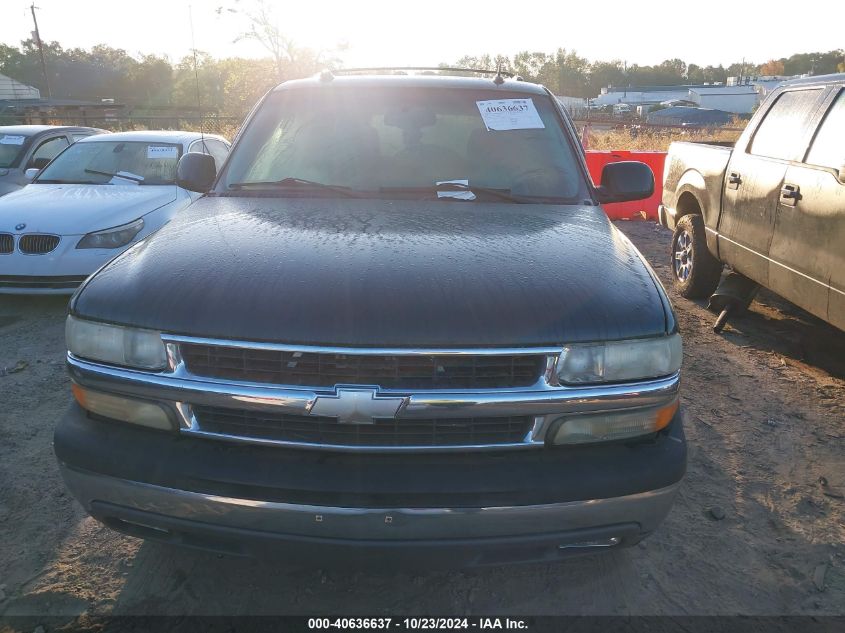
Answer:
[455,50,845,97]
[0,39,328,118]
[0,38,842,117]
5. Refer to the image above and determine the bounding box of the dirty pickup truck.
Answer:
[659,73,845,331]
[55,69,685,567]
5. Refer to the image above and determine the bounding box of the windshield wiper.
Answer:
[84,168,145,182]
[379,183,532,204]
[36,179,101,185]
[227,177,363,197]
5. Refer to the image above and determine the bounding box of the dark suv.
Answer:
[55,70,685,567]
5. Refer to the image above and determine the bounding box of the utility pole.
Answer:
[30,3,51,99]
[623,60,627,98]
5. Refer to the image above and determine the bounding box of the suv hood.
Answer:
[72,197,670,347]
[0,184,177,235]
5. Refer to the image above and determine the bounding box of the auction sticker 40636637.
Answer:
[476,98,545,131]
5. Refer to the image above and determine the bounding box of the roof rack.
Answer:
[319,67,522,85]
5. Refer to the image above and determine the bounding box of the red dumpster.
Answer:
[585,151,666,220]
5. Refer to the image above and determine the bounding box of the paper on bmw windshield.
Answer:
[436,179,476,200]
[0,135,26,145]
[147,145,178,159]
[476,98,545,131]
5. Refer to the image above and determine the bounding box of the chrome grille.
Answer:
[180,344,545,389]
[192,405,533,447]
[19,234,60,254]
[0,233,12,254]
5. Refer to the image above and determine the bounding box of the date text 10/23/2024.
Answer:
[307,618,529,630]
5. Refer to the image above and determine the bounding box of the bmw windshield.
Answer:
[219,85,588,203]
[36,141,182,185]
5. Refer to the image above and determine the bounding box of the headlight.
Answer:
[550,399,679,445]
[76,218,144,249]
[66,315,167,370]
[556,334,682,384]
[72,384,174,431]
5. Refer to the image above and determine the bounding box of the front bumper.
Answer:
[55,403,686,567]
[0,238,115,294]
[61,464,679,567]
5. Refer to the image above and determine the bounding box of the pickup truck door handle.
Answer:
[727,172,742,190]
[780,184,800,206]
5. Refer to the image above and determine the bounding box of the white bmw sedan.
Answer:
[0,130,229,293]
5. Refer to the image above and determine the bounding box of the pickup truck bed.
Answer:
[659,141,732,234]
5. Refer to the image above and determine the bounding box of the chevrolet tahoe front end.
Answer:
[55,72,686,567]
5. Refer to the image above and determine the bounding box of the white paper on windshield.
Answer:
[147,145,178,159]
[436,179,476,201]
[476,99,545,131]
[0,135,26,145]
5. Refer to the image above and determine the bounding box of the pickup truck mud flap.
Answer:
[709,272,760,333]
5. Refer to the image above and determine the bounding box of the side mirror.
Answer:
[28,157,51,171]
[597,161,654,204]
[176,152,216,193]
[24,168,41,181]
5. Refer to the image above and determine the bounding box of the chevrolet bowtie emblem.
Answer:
[308,388,407,424]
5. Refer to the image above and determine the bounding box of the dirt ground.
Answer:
[0,220,843,623]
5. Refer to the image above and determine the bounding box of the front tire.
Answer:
[671,214,722,299]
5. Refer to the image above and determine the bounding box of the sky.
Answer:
[0,0,841,68]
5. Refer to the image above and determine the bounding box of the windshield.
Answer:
[221,87,586,202]
[36,141,182,185]
[0,133,31,168]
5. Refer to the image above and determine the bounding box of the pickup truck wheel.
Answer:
[671,214,722,299]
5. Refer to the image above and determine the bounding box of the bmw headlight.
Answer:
[76,218,144,249]
[555,334,682,385]
[66,315,167,370]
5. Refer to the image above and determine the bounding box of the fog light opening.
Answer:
[558,536,621,550]
[109,517,171,535]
